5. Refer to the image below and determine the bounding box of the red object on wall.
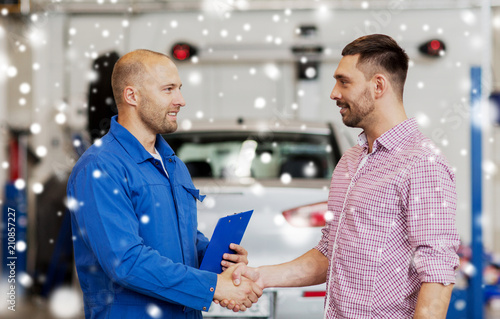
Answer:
[9,138,20,182]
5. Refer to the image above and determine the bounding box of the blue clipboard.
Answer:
[199,210,253,274]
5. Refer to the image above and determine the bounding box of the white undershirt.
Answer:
[150,148,169,178]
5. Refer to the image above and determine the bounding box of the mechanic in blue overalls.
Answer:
[67,49,262,319]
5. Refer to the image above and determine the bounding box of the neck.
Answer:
[363,101,407,153]
[117,113,157,153]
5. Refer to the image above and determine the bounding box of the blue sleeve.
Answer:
[68,157,218,311]
[197,231,210,265]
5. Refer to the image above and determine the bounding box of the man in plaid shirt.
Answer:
[226,34,460,318]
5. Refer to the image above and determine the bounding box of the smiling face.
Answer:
[137,57,185,135]
[330,54,375,129]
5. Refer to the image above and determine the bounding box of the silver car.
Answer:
[165,118,352,319]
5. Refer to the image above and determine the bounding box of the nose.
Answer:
[175,90,186,107]
[330,84,341,101]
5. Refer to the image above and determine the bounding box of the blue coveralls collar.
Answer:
[108,115,175,163]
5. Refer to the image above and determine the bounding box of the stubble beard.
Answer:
[339,88,375,128]
[139,96,178,135]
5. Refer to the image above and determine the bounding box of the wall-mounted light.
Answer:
[170,42,198,61]
[419,39,446,57]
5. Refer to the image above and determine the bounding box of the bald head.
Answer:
[111,49,172,106]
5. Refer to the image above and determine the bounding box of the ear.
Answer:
[372,74,388,99]
[123,86,139,106]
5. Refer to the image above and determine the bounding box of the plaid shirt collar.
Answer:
[357,117,419,153]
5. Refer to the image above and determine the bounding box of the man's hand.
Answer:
[213,263,263,312]
[221,244,248,270]
[217,249,329,312]
[218,263,264,310]
[231,263,263,287]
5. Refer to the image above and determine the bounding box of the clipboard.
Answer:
[199,210,253,274]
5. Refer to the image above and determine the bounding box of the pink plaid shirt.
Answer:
[315,118,460,319]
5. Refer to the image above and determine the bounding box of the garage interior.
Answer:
[1,0,500,318]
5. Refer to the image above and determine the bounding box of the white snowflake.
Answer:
[49,287,82,318]
[19,272,33,288]
[280,173,292,184]
[30,123,41,134]
[92,170,102,179]
[141,215,150,224]
[146,303,162,318]
[14,179,26,190]
[32,183,44,194]
[254,97,266,109]
[19,82,31,94]
[55,112,67,124]
[181,119,192,130]
[7,66,18,77]
[16,240,27,252]
[260,152,272,163]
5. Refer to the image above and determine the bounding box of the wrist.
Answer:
[255,266,268,289]
[213,274,222,300]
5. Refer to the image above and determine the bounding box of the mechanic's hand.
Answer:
[221,243,248,271]
[213,263,262,312]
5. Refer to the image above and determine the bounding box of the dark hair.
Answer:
[342,34,409,100]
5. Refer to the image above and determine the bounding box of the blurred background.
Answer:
[0,0,499,318]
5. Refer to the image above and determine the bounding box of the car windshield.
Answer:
[166,131,337,179]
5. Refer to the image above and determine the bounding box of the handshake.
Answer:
[211,244,264,312]
[209,244,327,313]
[214,262,262,312]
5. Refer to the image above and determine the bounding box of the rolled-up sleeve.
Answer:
[68,157,217,311]
[315,221,332,257]
[404,155,460,284]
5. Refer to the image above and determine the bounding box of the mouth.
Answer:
[167,111,178,119]
[337,102,349,115]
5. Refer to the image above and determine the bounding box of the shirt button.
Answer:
[203,307,207,311]
[168,158,173,163]
[154,161,159,165]
[210,287,214,292]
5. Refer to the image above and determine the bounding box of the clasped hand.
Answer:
[212,244,263,312]
[214,263,262,312]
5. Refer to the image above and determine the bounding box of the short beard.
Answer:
[139,96,177,135]
[341,88,374,128]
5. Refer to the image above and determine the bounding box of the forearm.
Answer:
[413,282,453,319]
[258,249,328,288]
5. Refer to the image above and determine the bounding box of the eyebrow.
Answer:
[162,82,182,88]
[334,74,350,80]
